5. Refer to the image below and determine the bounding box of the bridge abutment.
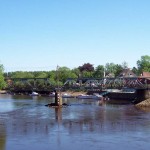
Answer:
[136,89,150,102]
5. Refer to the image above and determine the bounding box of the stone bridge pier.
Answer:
[136,89,150,102]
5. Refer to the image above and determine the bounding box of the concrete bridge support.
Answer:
[136,89,150,102]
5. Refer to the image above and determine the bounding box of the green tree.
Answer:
[115,64,123,77]
[132,67,138,75]
[72,68,80,78]
[137,55,150,74]
[34,72,48,78]
[93,65,104,78]
[105,63,123,77]
[11,71,34,78]
[82,71,93,78]
[78,63,94,77]
[105,63,116,77]
[57,66,77,83]
[0,64,6,89]
[122,61,128,69]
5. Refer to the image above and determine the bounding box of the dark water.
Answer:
[0,94,150,150]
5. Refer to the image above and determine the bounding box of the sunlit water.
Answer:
[0,94,150,150]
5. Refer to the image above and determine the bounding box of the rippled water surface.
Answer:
[0,94,150,150]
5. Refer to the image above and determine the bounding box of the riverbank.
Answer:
[0,90,87,97]
[135,98,150,107]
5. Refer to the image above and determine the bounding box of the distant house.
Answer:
[118,68,137,78]
[139,72,150,85]
[140,72,150,77]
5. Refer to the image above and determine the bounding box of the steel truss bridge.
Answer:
[6,78,52,92]
[5,77,150,92]
[64,77,150,90]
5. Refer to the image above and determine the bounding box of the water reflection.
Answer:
[0,95,150,150]
[135,106,150,113]
[0,124,6,150]
[55,107,62,122]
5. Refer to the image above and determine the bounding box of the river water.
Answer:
[0,94,150,150]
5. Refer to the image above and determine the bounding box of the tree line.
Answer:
[0,55,150,90]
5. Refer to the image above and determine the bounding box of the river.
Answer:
[0,94,150,150]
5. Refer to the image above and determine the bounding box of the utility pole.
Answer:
[104,66,106,78]
[103,65,106,90]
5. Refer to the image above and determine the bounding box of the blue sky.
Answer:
[0,0,150,72]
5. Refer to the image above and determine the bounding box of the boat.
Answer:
[76,94,92,99]
[62,93,75,98]
[77,94,103,100]
[92,93,103,99]
[30,92,39,96]
[0,90,7,94]
[49,92,55,97]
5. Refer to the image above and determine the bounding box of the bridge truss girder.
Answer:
[7,78,52,91]
[64,77,150,89]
